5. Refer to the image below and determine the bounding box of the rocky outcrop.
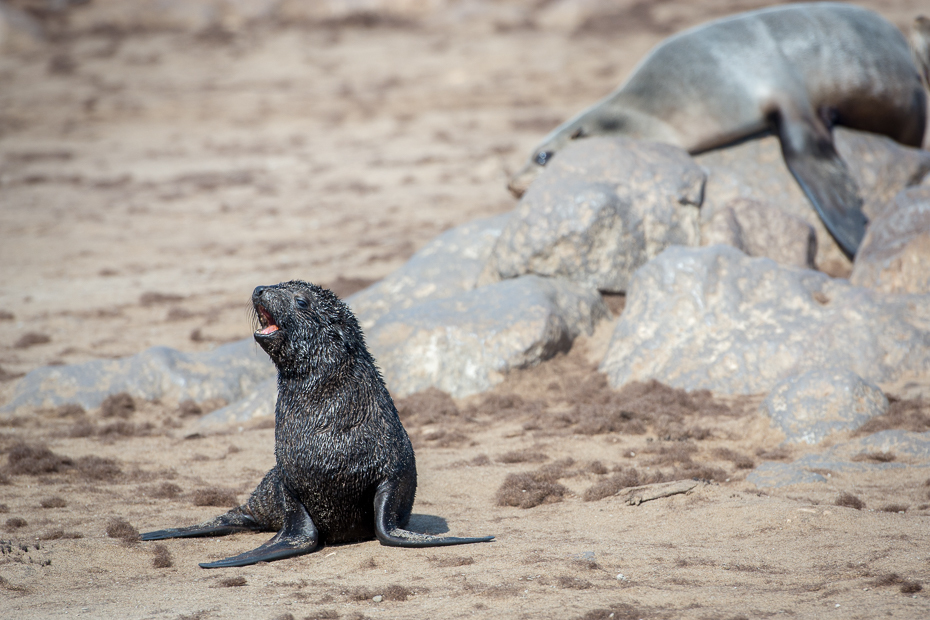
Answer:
[1,339,273,413]
[695,128,930,276]
[367,275,608,398]
[348,213,510,329]
[600,245,930,397]
[481,137,704,293]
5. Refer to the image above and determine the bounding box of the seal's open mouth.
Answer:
[256,305,279,336]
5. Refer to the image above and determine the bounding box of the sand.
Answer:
[2,1,930,618]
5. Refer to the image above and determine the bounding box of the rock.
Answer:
[762,368,888,444]
[4,215,512,418]
[199,377,277,426]
[792,452,904,475]
[747,430,930,488]
[844,429,930,460]
[835,130,930,220]
[747,456,904,488]
[599,245,930,396]
[67,0,281,34]
[702,198,816,268]
[367,275,608,398]
[0,1,45,53]
[481,137,704,293]
[1,339,274,414]
[695,128,930,277]
[850,186,930,294]
[347,213,511,330]
[745,462,828,488]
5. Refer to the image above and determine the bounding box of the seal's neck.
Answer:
[273,352,382,434]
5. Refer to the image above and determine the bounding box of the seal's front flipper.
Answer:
[373,479,494,548]
[141,509,260,541]
[773,110,866,258]
[200,497,319,569]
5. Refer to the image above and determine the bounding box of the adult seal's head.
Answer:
[136,281,493,568]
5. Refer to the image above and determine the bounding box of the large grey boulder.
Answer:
[695,128,930,276]
[482,137,704,293]
[1,339,274,414]
[367,275,608,398]
[702,198,816,269]
[348,213,511,330]
[600,245,930,396]
[763,368,888,444]
[850,186,930,295]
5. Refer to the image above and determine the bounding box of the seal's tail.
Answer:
[911,16,930,91]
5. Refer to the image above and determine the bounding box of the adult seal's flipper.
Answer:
[773,109,867,258]
[373,479,494,548]
[200,498,320,569]
[140,509,261,541]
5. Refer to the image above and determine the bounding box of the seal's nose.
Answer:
[253,286,267,300]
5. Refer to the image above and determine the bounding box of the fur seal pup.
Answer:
[141,281,493,568]
[508,3,930,258]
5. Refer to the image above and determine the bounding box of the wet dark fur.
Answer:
[140,281,492,568]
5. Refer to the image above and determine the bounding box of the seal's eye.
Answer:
[534,150,553,166]
[295,297,309,310]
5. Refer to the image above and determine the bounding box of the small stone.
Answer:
[372,595,383,603]
[746,462,829,488]
[763,368,888,444]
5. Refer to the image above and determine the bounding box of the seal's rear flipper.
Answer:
[200,498,319,569]
[141,509,261,541]
[141,524,251,541]
[773,110,866,258]
[377,527,495,548]
[373,479,494,548]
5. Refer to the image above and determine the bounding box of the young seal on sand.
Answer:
[141,281,493,568]
[508,3,930,258]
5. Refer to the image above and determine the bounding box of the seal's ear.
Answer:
[570,127,585,139]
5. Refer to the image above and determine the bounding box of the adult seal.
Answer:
[508,3,930,258]
[141,281,493,568]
